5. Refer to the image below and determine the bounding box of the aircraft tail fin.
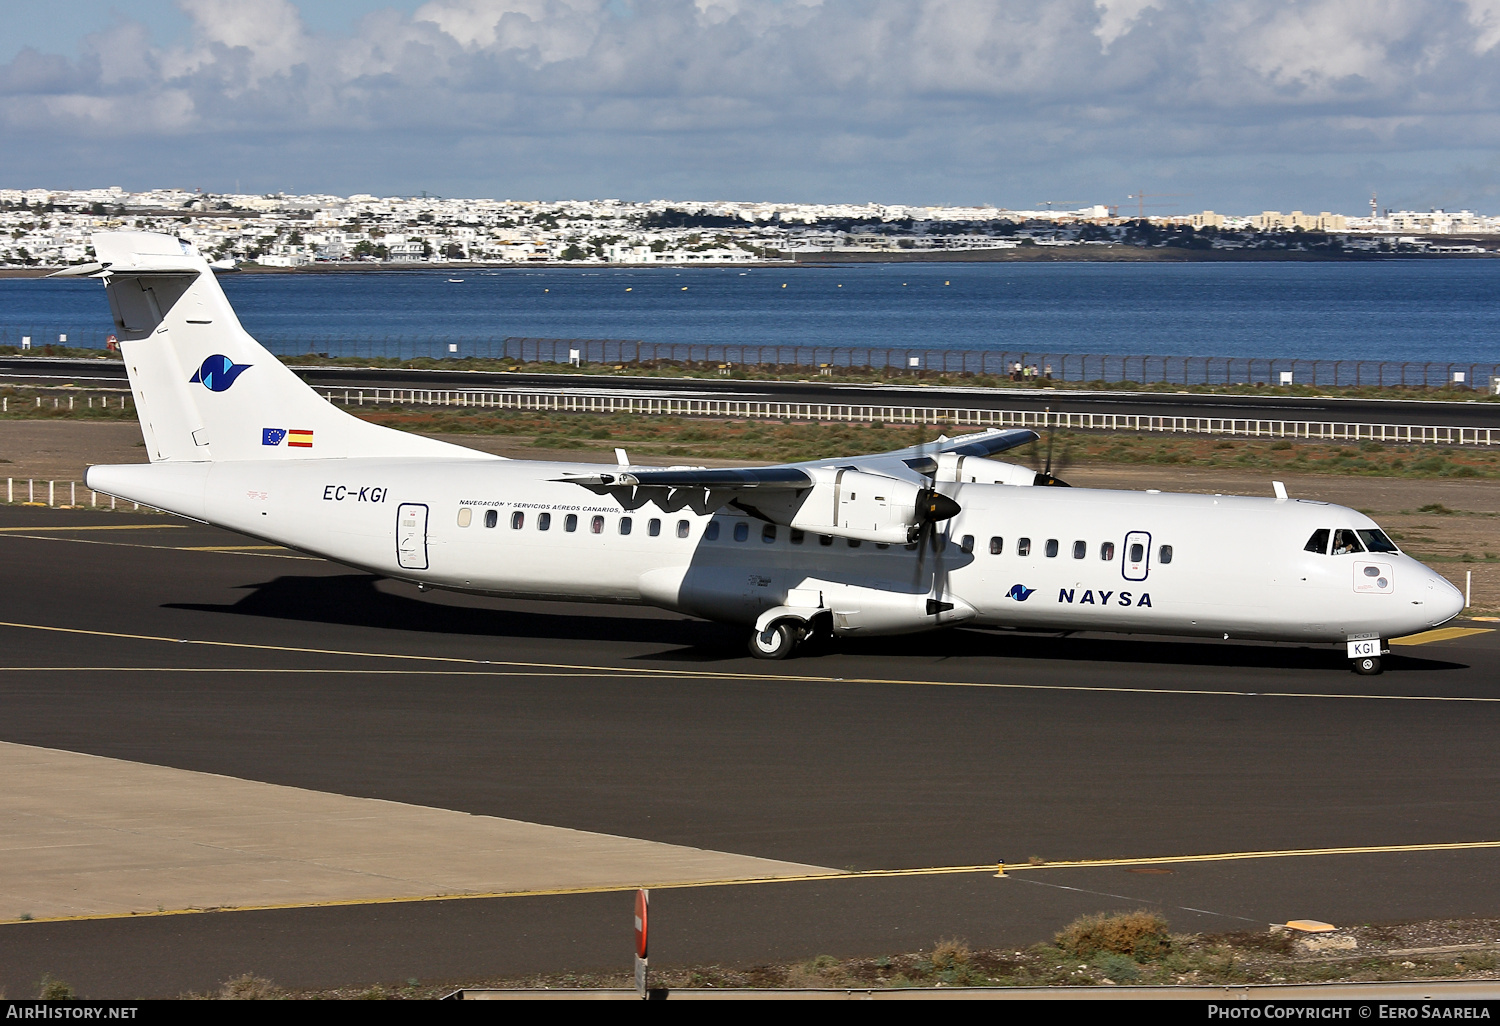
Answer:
[73,232,494,464]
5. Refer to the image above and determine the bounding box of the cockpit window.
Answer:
[1331,529,1364,555]
[1357,529,1399,553]
[1304,529,1329,554]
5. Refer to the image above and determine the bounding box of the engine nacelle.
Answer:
[740,468,959,545]
[935,453,1039,486]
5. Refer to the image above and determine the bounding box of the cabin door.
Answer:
[396,503,429,570]
[1122,530,1151,582]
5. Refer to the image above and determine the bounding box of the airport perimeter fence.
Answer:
[322,386,1500,447]
[5,325,1499,390]
[3,478,132,509]
[273,336,1500,391]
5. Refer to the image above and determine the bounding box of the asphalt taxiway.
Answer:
[1,506,1498,997]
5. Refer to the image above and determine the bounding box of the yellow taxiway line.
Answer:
[0,524,187,532]
[2,620,1499,702]
[11,838,1500,927]
[1390,627,1493,646]
[0,534,317,559]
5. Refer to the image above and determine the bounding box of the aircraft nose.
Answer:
[1429,575,1466,626]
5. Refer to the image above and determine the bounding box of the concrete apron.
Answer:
[0,741,832,922]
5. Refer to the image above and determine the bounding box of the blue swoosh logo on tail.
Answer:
[189,354,252,392]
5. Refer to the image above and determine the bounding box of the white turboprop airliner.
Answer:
[60,232,1464,674]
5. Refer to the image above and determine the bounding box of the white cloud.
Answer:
[1094,0,1157,51]
[3,0,1500,208]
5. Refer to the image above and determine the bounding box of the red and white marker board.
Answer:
[634,888,649,998]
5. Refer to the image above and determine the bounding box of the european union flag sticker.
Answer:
[262,428,287,446]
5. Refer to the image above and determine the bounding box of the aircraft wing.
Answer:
[557,427,1038,491]
[554,427,1038,530]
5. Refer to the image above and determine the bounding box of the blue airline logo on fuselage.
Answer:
[1058,588,1152,607]
[1005,584,1036,601]
[189,354,252,392]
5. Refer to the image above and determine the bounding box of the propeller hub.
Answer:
[919,490,961,523]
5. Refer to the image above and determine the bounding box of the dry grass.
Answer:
[36,975,74,1000]
[1055,910,1173,960]
[930,938,972,970]
[166,915,1500,998]
[214,975,284,1000]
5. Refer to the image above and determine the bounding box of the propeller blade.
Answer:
[1032,406,1071,486]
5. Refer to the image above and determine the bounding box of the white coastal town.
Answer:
[1,187,1497,268]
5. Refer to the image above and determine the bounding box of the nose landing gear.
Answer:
[1352,655,1382,675]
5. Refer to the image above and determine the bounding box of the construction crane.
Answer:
[1126,190,1190,219]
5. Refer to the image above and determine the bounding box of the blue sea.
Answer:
[3,260,1499,365]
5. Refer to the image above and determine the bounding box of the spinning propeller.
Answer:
[1032,407,1072,487]
[908,426,963,612]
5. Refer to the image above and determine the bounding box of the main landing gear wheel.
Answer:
[1352,655,1383,675]
[749,621,800,660]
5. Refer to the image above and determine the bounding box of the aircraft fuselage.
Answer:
[87,457,1464,647]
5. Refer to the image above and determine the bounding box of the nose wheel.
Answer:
[1351,655,1382,675]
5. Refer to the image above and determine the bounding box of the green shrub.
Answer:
[1093,951,1142,982]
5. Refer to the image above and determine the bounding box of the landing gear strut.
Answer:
[749,621,801,660]
[1351,655,1383,675]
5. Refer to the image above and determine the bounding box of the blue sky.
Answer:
[4,1,1500,214]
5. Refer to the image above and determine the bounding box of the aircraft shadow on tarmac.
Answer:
[165,573,1466,674]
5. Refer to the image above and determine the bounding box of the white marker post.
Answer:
[634,888,649,999]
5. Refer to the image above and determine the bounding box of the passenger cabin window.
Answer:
[961,535,975,554]
[457,508,472,528]
[1331,529,1364,555]
[619,517,632,536]
[1100,541,1115,561]
[989,536,1003,555]
[790,529,805,544]
[538,512,551,531]
[762,524,776,543]
[1304,529,1330,554]
[1159,544,1173,564]
[564,513,578,532]
[1045,539,1059,558]
[591,515,605,535]
[648,518,661,537]
[1018,537,1032,556]
[1129,542,1144,563]
[705,521,720,541]
[511,511,524,530]
[485,509,498,529]
[677,520,690,539]
[734,522,749,542]
[1072,540,1086,559]
[1358,529,1399,553]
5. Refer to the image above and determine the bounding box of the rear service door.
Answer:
[1122,531,1151,582]
[397,503,429,570]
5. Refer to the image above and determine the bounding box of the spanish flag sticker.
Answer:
[288,429,314,448]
